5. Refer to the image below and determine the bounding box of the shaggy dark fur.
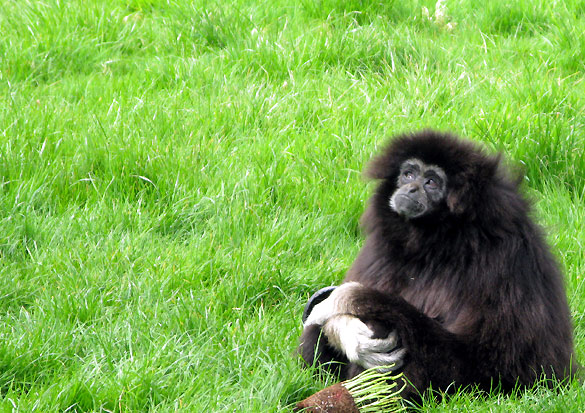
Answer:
[299,130,576,400]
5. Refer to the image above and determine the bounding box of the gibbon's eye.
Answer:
[403,171,415,181]
[425,178,439,190]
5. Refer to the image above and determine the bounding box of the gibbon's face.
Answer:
[389,159,447,219]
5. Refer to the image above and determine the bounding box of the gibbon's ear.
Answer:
[446,180,470,215]
[446,153,503,216]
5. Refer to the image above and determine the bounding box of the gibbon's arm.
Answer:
[303,282,473,392]
[303,283,406,371]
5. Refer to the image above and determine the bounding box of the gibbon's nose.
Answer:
[407,183,420,193]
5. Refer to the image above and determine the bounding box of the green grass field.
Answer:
[0,0,584,411]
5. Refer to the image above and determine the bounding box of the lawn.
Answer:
[0,0,584,411]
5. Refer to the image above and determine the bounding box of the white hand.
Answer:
[323,315,406,371]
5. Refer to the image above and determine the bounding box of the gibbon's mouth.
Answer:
[393,194,425,215]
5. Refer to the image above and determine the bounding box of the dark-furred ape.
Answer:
[299,130,576,400]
